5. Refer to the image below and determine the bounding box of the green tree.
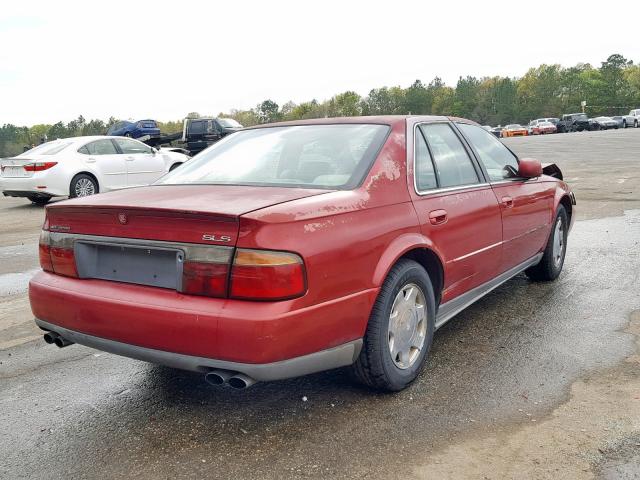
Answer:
[257,100,281,123]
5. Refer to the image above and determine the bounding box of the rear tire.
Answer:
[69,174,98,198]
[27,195,51,206]
[351,259,436,391]
[526,205,568,282]
[124,132,132,137]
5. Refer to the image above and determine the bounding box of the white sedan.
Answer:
[0,136,189,205]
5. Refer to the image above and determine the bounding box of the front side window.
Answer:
[82,139,118,155]
[158,124,389,189]
[218,118,242,128]
[114,138,152,154]
[419,124,479,188]
[457,123,519,181]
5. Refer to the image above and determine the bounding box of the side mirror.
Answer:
[518,158,542,178]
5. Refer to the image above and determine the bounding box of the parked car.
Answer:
[181,117,244,156]
[490,126,504,138]
[107,120,161,139]
[628,109,640,128]
[31,116,575,392]
[502,124,528,137]
[612,116,625,128]
[590,116,619,130]
[0,136,188,205]
[556,113,590,133]
[528,119,557,135]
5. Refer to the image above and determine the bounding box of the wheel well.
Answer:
[169,162,182,171]
[559,195,572,224]
[399,248,444,306]
[71,172,100,193]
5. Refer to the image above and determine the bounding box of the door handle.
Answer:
[501,196,514,208]
[428,209,448,225]
[125,156,135,161]
[85,157,96,163]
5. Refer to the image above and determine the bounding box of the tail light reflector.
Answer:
[230,249,306,300]
[38,230,78,277]
[39,231,54,272]
[178,246,233,298]
[181,262,229,297]
[24,162,58,172]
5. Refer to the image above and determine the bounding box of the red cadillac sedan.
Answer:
[30,116,575,391]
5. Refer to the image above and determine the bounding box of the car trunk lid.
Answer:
[45,184,331,244]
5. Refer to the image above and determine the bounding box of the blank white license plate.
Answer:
[1,166,28,177]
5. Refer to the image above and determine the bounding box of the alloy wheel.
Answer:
[388,283,427,369]
[552,216,565,267]
[75,178,96,197]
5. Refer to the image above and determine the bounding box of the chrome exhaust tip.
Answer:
[228,373,256,390]
[204,369,234,387]
[43,331,59,344]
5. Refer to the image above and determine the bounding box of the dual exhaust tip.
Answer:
[43,331,74,348]
[204,370,256,390]
[43,332,255,389]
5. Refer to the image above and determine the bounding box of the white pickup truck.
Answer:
[627,109,640,128]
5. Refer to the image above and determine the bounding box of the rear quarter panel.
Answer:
[238,121,420,336]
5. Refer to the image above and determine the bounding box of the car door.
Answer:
[79,139,127,190]
[456,122,555,273]
[409,121,503,305]
[113,137,165,186]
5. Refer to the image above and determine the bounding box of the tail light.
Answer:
[230,249,306,300]
[38,230,78,277]
[180,247,231,298]
[24,162,57,172]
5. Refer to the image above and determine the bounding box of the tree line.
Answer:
[2,53,638,158]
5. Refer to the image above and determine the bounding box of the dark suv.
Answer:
[183,118,243,155]
[556,113,590,133]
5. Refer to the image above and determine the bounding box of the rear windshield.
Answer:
[139,120,157,128]
[18,141,72,156]
[157,124,390,189]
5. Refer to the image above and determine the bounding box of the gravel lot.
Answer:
[1,128,639,479]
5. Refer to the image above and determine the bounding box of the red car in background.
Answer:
[30,116,575,391]
[531,121,557,135]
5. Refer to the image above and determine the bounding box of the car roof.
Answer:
[243,115,478,130]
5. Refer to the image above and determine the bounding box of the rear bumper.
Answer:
[29,271,375,369]
[2,190,53,199]
[35,318,362,381]
[0,175,66,197]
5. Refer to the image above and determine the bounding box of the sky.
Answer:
[1,0,638,126]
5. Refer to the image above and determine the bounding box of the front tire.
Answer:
[526,205,568,281]
[69,174,98,198]
[351,259,436,391]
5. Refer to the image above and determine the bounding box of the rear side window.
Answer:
[114,138,152,154]
[82,139,118,155]
[190,121,205,135]
[457,123,519,181]
[414,128,437,191]
[419,124,479,188]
